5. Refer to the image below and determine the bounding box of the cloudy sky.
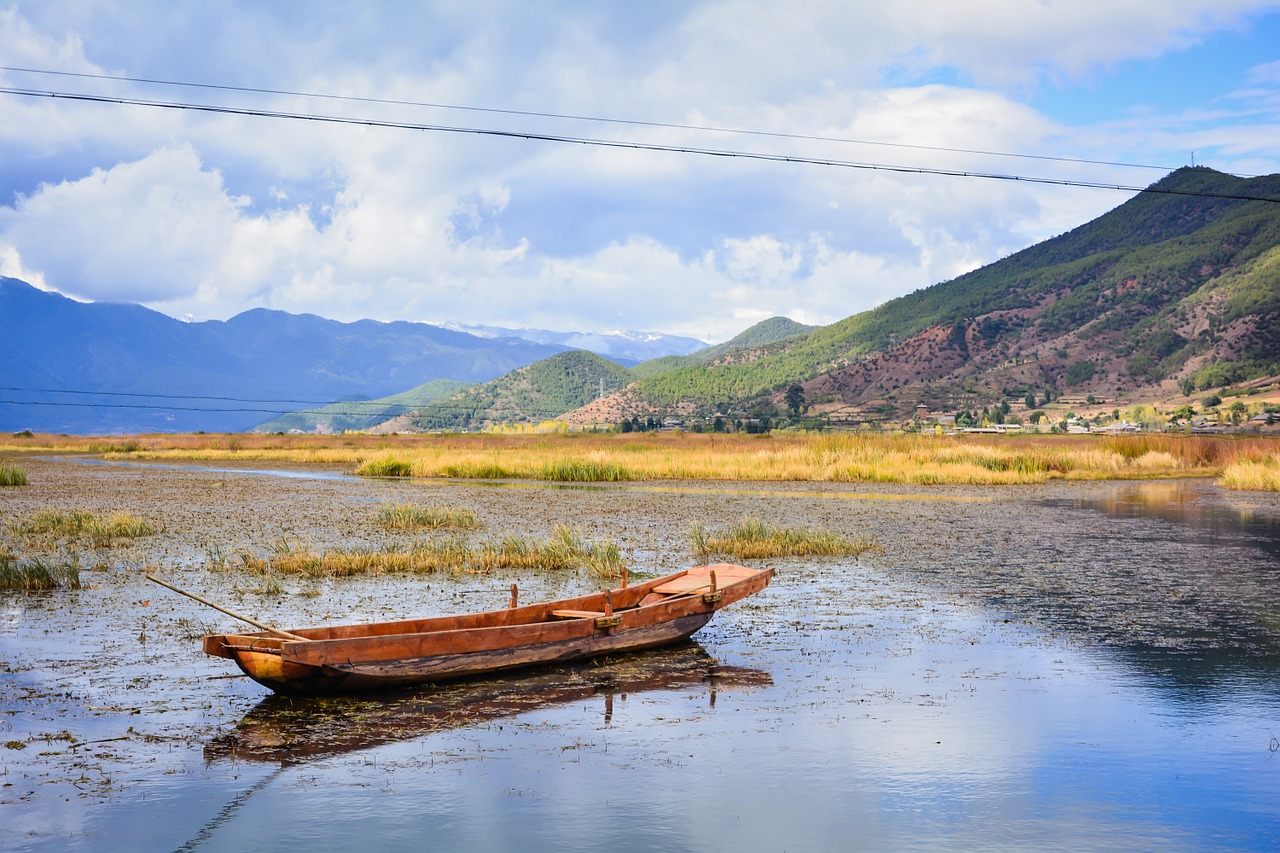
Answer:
[1,2,1278,343]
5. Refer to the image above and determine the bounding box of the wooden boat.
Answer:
[202,564,773,696]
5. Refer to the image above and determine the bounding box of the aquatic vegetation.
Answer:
[538,458,635,482]
[86,440,141,454]
[440,461,513,479]
[0,463,27,486]
[378,503,480,531]
[241,525,625,578]
[1219,454,1280,491]
[9,509,158,547]
[258,572,286,596]
[203,541,230,572]
[355,456,414,477]
[6,431,1280,489]
[0,554,82,590]
[583,540,626,579]
[691,516,881,561]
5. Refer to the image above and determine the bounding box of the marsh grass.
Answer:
[86,440,140,454]
[258,572,286,596]
[583,540,626,578]
[538,458,635,482]
[441,461,513,479]
[0,555,82,590]
[691,516,881,561]
[0,463,27,486]
[10,509,158,547]
[378,503,480,531]
[203,541,231,572]
[174,617,220,640]
[356,457,414,477]
[241,525,625,578]
[1219,454,1280,491]
[349,434,1280,486]
[10,431,1280,489]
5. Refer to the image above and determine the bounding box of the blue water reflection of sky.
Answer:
[168,598,1279,853]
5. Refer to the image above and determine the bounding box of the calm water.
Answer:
[4,479,1279,852]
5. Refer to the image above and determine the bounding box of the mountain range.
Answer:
[0,280,693,434]
[562,167,1279,427]
[440,324,708,365]
[4,167,1278,435]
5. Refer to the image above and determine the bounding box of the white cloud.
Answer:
[0,1,1277,342]
[0,145,247,302]
[882,0,1277,86]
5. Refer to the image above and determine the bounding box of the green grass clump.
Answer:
[378,503,479,530]
[0,555,82,590]
[538,459,635,482]
[441,461,513,479]
[355,457,414,477]
[87,440,141,454]
[583,540,626,578]
[1220,455,1280,491]
[13,509,98,538]
[242,525,625,578]
[691,516,881,561]
[10,509,158,547]
[0,463,27,486]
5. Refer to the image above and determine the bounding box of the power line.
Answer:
[0,385,361,406]
[0,395,586,420]
[0,65,1179,173]
[3,84,1277,203]
[0,398,316,415]
[0,384,572,419]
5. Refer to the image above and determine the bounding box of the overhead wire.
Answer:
[0,385,599,421]
[0,385,359,406]
[0,397,579,420]
[2,84,1277,203]
[0,65,1180,173]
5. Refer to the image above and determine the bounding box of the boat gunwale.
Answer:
[204,565,771,669]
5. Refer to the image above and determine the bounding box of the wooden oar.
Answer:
[145,573,311,642]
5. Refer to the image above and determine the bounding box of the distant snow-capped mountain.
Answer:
[439,324,708,365]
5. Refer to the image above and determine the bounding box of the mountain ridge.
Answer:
[0,280,566,433]
[558,167,1280,426]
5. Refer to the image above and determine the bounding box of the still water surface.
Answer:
[4,478,1279,852]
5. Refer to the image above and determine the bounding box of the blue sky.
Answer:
[1,1,1278,343]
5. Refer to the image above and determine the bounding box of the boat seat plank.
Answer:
[686,564,758,579]
[652,577,712,595]
[550,609,609,619]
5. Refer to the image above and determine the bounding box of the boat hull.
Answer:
[204,564,771,696]
[227,613,713,695]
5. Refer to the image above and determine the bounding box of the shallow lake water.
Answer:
[2,462,1279,851]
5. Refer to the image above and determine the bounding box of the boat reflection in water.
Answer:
[205,642,771,765]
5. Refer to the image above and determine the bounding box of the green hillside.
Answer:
[623,167,1280,415]
[629,316,816,380]
[253,379,471,433]
[409,350,634,429]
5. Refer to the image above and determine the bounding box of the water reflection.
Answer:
[205,643,770,765]
[1004,481,1280,697]
[61,456,356,481]
[1055,480,1280,559]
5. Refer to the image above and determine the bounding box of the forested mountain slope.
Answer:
[406,350,635,430]
[583,167,1280,423]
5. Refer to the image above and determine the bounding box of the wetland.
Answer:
[2,454,1279,851]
